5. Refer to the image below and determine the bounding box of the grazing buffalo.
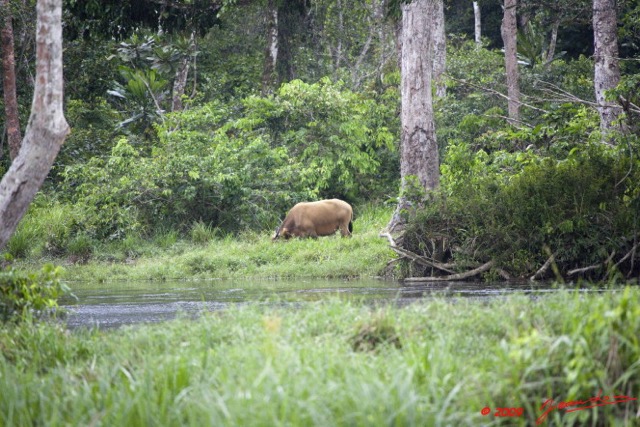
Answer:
[273,199,353,240]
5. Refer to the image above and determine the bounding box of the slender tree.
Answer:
[171,32,195,112]
[433,0,447,98]
[388,0,439,233]
[1,0,22,160]
[473,1,482,47]
[0,0,69,251]
[261,0,278,95]
[593,0,622,137]
[501,0,520,123]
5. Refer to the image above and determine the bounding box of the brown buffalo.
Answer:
[273,199,353,240]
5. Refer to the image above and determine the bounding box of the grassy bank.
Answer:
[9,205,394,281]
[1,288,639,426]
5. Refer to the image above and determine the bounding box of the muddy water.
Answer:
[59,279,590,329]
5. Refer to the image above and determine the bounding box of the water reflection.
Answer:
[59,279,603,329]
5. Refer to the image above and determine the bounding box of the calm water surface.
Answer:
[59,279,604,329]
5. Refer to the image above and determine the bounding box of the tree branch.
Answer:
[404,261,495,282]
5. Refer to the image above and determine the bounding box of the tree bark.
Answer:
[1,0,22,160]
[388,0,439,233]
[593,0,622,138]
[473,1,481,47]
[501,0,520,123]
[0,0,70,251]
[433,0,446,98]
[172,31,195,112]
[334,0,344,73]
[261,0,278,95]
[544,18,560,68]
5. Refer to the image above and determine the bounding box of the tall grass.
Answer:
[0,288,638,426]
[16,204,394,281]
[5,201,78,259]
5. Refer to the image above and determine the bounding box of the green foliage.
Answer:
[350,311,402,352]
[504,287,640,425]
[404,140,640,279]
[5,199,81,258]
[62,79,397,237]
[517,20,565,68]
[52,98,121,182]
[18,204,393,282]
[0,290,638,425]
[228,78,397,200]
[190,221,218,244]
[0,264,68,322]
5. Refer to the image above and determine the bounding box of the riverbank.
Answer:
[1,288,638,426]
[10,205,395,282]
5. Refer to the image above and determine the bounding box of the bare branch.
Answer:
[449,76,549,114]
[404,261,495,282]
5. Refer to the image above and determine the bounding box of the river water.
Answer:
[59,279,602,329]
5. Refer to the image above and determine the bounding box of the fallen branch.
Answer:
[496,268,512,280]
[404,261,495,282]
[567,252,615,277]
[614,242,639,270]
[567,264,601,276]
[380,232,456,274]
[530,252,555,281]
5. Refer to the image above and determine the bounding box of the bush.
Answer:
[0,263,68,322]
[61,78,398,237]
[403,140,640,280]
[5,199,80,258]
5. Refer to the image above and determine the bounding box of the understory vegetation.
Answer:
[2,3,639,283]
[402,137,640,281]
[1,288,638,426]
[9,205,394,282]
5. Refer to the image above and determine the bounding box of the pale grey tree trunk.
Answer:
[0,0,69,251]
[501,0,520,123]
[334,0,344,72]
[261,0,278,95]
[388,0,439,233]
[593,0,622,138]
[473,1,481,47]
[1,0,22,160]
[172,55,190,111]
[433,0,447,98]
[544,19,560,69]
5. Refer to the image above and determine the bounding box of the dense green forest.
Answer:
[2,3,640,426]
[1,0,639,281]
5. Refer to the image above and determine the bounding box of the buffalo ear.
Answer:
[272,227,280,240]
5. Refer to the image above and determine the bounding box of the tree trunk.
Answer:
[171,31,195,112]
[544,18,560,68]
[473,1,481,47]
[171,57,190,112]
[433,0,446,98]
[261,0,278,95]
[501,0,520,123]
[593,0,622,138]
[388,0,439,233]
[276,0,306,83]
[394,15,402,72]
[0,0,70,251]
[1,0,22,160]
[334,0,344,73]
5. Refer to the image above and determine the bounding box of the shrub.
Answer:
[190,221,218,244]
[0,263,68,322]
[61,78,398,237]
[404,140,640,279]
